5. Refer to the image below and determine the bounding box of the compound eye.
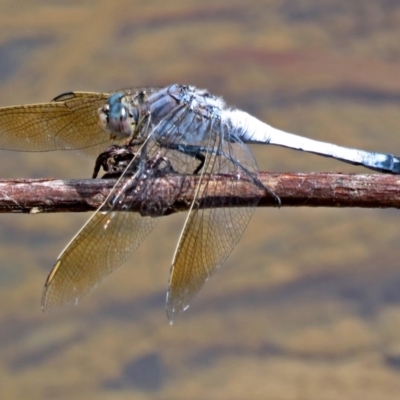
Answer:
[107,102,133,138]
[107,93,124,106]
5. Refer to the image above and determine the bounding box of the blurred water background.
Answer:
[1,1,400,399]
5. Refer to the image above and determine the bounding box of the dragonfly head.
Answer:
[98,93,137,140]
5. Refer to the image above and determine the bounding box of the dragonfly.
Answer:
[0,84,399,321]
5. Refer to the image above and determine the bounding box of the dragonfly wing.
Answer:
[42,208,158,312]
[166,124,262,321]
[41,96,185,311]
[0,89,160,158]
[0,92,114,157]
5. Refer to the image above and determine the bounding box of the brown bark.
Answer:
[0,172,399,215]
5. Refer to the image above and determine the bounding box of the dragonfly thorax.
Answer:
[97,93,138,140]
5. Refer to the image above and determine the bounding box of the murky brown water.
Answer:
[1,1,400,399]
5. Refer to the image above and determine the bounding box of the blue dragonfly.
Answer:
[0,84,398,321]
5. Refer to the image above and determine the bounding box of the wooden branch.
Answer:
[0,172,399,215]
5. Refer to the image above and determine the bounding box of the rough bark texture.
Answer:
[0,172,399,215]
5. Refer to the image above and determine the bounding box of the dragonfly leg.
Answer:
[160,143,207,174]
[162,143,281,206]
[92,145,139,178]
[127,111,151,146]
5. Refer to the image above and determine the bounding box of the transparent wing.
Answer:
[41,91,261,315]
[41,98,197,312]
[0,92,113,157]
[42,210,158,312]
[0,88,161,158]
[166,120,261,321]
